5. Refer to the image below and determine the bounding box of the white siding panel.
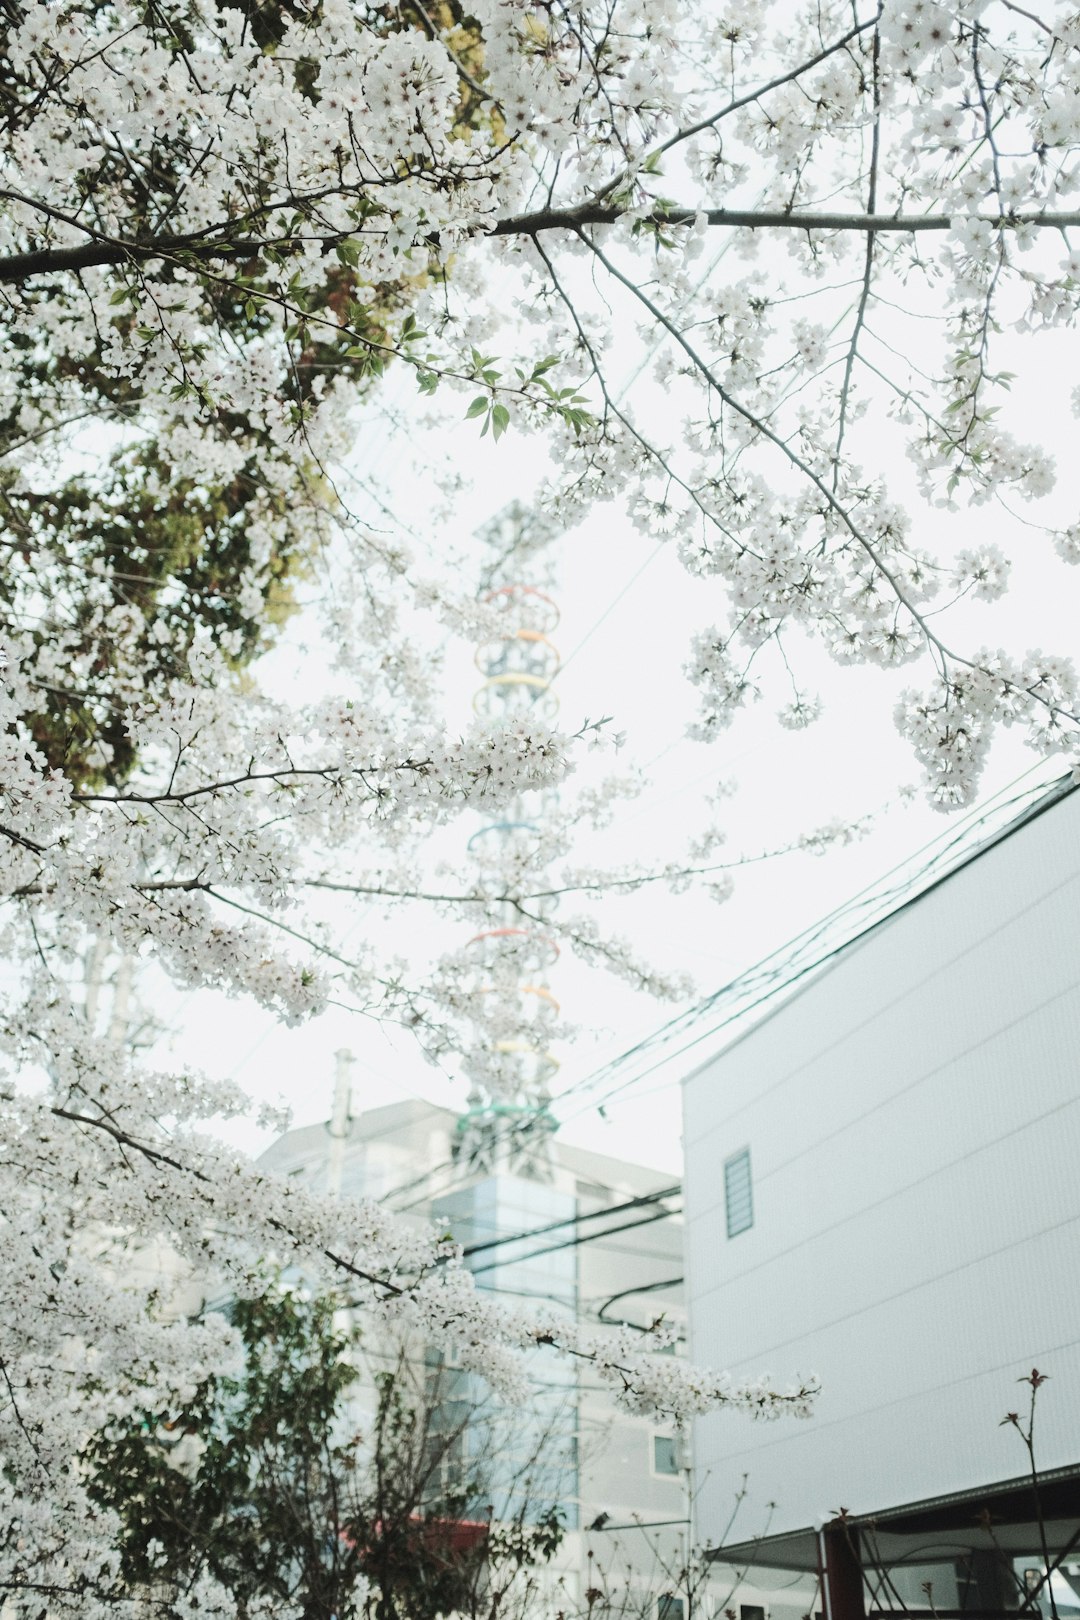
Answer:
[684,789,1080,1544]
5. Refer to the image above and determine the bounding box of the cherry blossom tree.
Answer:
[4,0,1080,1609]
[84,1279,568,1620]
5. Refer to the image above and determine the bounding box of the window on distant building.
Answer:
[652,1434,679,1476]
[739,1606,765,1620]
[724,1148,753,1238]
[658,1597,684,1620]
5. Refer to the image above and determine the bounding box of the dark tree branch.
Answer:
[491,205,1080,238]
[7,207,1080,284]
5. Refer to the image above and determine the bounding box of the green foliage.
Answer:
[464,351,596,442]
[2,440,313,789]
[83,1281,564,1620]
[85,1286,367,1617]
[0,0,497,793]
[0,229,415,788]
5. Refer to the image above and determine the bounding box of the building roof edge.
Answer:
[679,771,1077,1087]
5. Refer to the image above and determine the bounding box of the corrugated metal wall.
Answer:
[683,788,1080,1544]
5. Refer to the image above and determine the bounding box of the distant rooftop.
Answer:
[257,1094,677,1204]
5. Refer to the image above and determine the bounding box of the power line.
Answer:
[461,1182,681,1258]
[597,1275,685,1326]
[467,1203,682,1277]
[380,1127,677,1215]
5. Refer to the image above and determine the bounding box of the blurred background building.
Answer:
[259,1087,691,1611]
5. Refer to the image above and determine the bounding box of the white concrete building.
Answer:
[683,779,1080,1620]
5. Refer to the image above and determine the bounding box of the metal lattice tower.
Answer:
[453,502,566,1177]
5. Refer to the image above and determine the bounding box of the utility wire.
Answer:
[466,1202,682,1277]
[461,1182,681,1257]
[597,1275,685,1326]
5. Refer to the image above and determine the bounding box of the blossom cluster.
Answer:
[4,0,1080,1606]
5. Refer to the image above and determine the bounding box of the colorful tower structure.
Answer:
[437,502,581,1530]
[453,501,565,1177]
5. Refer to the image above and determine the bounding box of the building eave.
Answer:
[707,1463,1080,1572]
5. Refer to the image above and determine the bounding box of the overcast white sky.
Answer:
[159,229,1080,1181]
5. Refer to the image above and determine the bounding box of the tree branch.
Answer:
[72,762,433,806]
[491,205,1080,238]
[7,208,1080,284]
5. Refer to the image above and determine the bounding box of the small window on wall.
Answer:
[652,1434,679,1476]
[724,1148,753,1238]
[739,1606,765,1620]
[658,1597,684,1620]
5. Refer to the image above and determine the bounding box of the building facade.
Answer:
[683,781,1080,1620]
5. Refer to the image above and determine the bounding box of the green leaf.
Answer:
[491,403,510,441]
[465,395,490,419]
